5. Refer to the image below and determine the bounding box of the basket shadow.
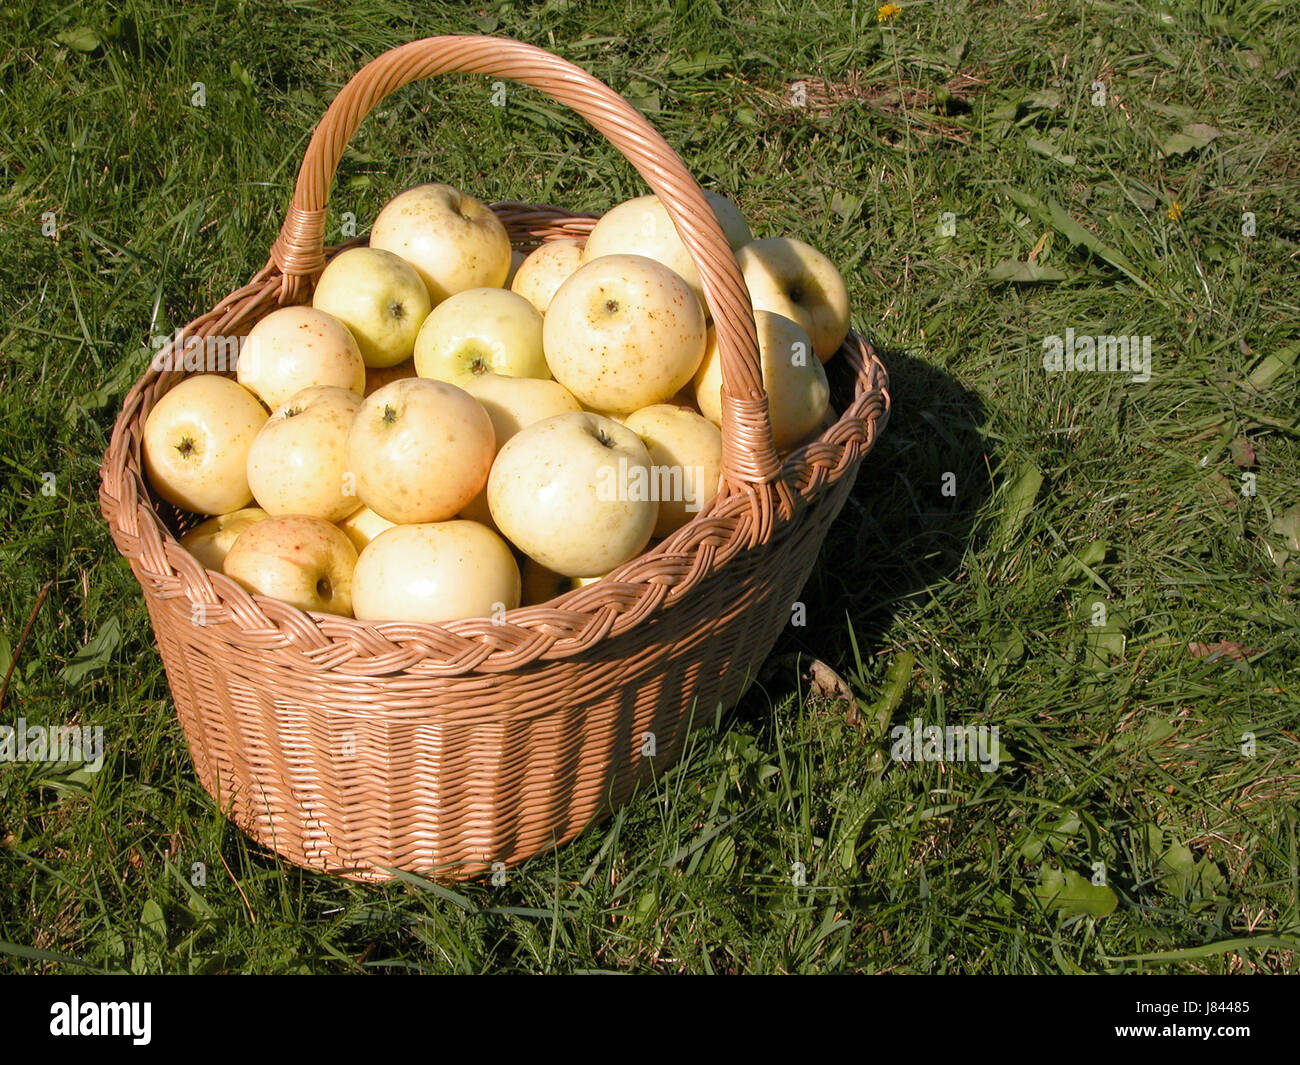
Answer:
[567,346,994,862]
[749,345,993,706]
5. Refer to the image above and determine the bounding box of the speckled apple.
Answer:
[352,521,521,623]
[368,184,512,304]
[236,305,365,410]
[246,386,363,522]
[222,515,358,616]
[543,254,706,414]
[347,378,495,524]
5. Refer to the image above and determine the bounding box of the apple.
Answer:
[364,359,417,396]
[413,288,549,385]
[179,507,269,571]
[694,312,829,451]
[510,238,584,314]
[246,386,363,522]
[488,411,658,577]
[143,375,268,515]
[336,505,396,553]
[460,374,582,443]
[580,191,751,306]
[311,247,432,368]
[222,515,357,616]
[624,404,723,537]
[455,373,582,528]
[543,254,706,414]
[368,183,512,304]
[736,237,850,362]
[352,521,521,624]
[236,305,365,410]
[347,378,495,524]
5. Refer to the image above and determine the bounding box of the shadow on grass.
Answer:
[760,344,995,689]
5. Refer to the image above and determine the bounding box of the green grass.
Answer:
[1,0,1298,973]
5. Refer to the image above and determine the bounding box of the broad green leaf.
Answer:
[1056,539,1108,583]
[0,632,11,678]
[57,27,102,52]
[132,897,167,973]
[992,463,1042,551]
[1271,504,1300,553]
[57,616,122,688]
[986,259,1067,283]
[1082,593,1126,665]
[1161,122,1222,157]
[229,59,254,92]
[1143,825,1226,899]
[1023,136,1076,166]
[829,191,863,220]
[1115,715,1176,749]
[1158,840,1226,899]
[1001,187,1149,290]
[864,650,914,733]
[1035,865,1117,918]
[1246,341,1300,390]
[140,898,167,945]
[706,834,736,875]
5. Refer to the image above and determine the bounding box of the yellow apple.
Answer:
[580,191,751,306]
[336,505,397,553]
[347,378,495,524]
[413,287,549,385]
[179,507,269,571]
[311,247,432,368]
[460,374,582,443]
[488,411,658,578]
[624,404,723,537]
[222,515,357,616]
[368,183,512,304]
[143,375,268,515]
[694,312,829,451]
[236,306,365,411]
[543,254,706,414]
[736,237,850,362]
[510,238,584,314]
[455,374,582,529]
[352,521,521,624]
[246,386,363,522]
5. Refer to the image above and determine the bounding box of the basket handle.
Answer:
[269,34,778,488]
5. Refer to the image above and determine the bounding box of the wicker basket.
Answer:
[98,35,891,881]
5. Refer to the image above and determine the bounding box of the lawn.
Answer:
[0,0,1297,974]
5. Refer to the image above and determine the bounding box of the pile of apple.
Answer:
[143,182,851,622]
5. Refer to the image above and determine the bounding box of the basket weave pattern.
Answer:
[98,36,890,880]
